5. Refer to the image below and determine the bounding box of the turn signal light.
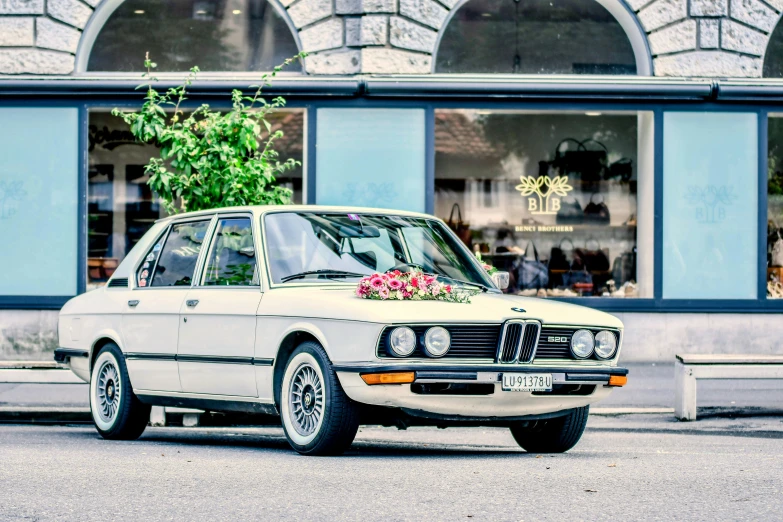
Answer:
[608,375,628,387]
[361,372,415,385]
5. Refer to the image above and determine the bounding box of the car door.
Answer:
[177,215,261,397]
[121,217,214,393]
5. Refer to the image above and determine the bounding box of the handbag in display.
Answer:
[583,193,611,225]
[612,248,637,285]
[551,138,608,183]
[562,265,593,288]
[576,238,611,273]
[556,196,584,225]
[548,238,574,272]
[606,158,633,183]
[772,230,783,267]
[515,242,549,290]
[446,203,472,247]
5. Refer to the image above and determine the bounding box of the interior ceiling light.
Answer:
[586,112,602,116]
[133,9,144,13]
[196,9,207,14]
[233,9,241,14]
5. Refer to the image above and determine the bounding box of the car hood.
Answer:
[262,286,623,329]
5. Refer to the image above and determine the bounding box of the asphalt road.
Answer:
[2,415,782,521]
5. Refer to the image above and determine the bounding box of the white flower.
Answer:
[396,290,404,300]
[406,285,414,292]
[418,289,426,296]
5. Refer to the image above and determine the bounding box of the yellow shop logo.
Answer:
[515,175,573,215]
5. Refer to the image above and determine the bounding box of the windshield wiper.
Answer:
[438,275,492,293]
[280,270,367,283]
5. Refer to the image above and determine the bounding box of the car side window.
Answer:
[147,220,211,287]
[136,230,168,288]
[202,217,258,286]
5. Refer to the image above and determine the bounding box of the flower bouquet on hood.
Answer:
[355,271,475,303]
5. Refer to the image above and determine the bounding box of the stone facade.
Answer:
[2,0,783,76]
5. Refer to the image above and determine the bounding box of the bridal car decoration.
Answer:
[356,271,474,303]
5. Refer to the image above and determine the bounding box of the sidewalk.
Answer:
[2,363,783,421]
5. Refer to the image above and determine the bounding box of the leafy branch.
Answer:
[112,52,306,214]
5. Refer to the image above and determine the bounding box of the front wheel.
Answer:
[89,343,150,440]
[279,342,360,456]
[509,406,589,453]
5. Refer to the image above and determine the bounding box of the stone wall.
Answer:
[2,0,783,76]
[0,310,59,361]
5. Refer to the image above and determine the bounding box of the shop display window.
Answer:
[435,0,636,75]
[434,110,654,298]
[87,109,304,288]
[767,115,783,298]
[87,0,301,72]
[663,112,758,300]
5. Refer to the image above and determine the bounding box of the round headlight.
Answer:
[424,327,451,357]
[594,330,617,359]
[570,329,595,359]
[389,327,416,357]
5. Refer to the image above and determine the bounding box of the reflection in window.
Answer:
[765,20,783,78]
[87,0,301,72]
[435,0,636,74]
[767,116,783,298]
[150,220,211,287]
[434,110,654,298]
[87,109,305,288]
[203,218,258,286]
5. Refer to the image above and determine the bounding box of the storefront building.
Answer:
[2,0,783,361]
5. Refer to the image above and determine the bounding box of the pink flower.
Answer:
[355,285,366,297]
[431,282,442,295]
[410,277,419,289]
[378,286,390,300]
[402,289,413,298]
[370,276,385,290]
[388,278,404,290]
[444,284,452,293]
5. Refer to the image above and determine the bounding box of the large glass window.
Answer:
[663,112,758,300]
[87,0,301,72]
[88,109,304,289]
[767,115,783,298]
[202,217,258,286]
[435,0,636,74]
[0,108,79,297]
[315,109,426,213]
[434,110,654,298]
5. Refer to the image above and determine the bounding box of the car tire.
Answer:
[509,406,589,453]
[279,341,360,456]
[89,343,150,440]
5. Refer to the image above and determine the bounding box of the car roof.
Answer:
[155,205,438,223]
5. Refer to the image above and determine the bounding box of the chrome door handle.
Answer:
[186,300,199,307]
[128,300,140,307]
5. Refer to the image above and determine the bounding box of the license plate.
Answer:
[501,373,552,392]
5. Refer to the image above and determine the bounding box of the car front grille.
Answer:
[497,321,540,363]
[377,324,502,359]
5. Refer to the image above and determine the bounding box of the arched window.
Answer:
[764,16,783,77]
[86,0,301,72]
[435,0,638,75]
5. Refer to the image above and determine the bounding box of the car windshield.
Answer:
[264,212,494,288]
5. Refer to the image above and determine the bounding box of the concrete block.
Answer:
[721,19,766,56]
[361,47,431,73]
[346,15,387,46]
[390,16,437,53]
[729,0,777,32]
[182,413,200,427]
[624,0,654,11]
[304,49,361,74]
[637,0,687,32]
[47,0,94,29]
[648,19,696,55]
[149,406,166,427]
[699,19,720,49]
[299,18,343,51]
[690,0,727,17]
[336,0,395,14]
[399,0,448,30]
[36,17,81,53]
[0,18,34,46]
[287,0,332,29]
[0,310,59,361]
[654,50,762,77]
[0,0,43,14]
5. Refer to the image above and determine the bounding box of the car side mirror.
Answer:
[491,271,509,290]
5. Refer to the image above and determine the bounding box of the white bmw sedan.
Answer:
[55,206,627,455]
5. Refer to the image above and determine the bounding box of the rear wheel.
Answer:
[509,406,589,453]
[90,343,150,440]
[279,341,360,456]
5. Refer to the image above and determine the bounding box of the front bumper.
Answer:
[335,364,627,418]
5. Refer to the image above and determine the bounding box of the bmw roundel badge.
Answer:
[511,307,526,313]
